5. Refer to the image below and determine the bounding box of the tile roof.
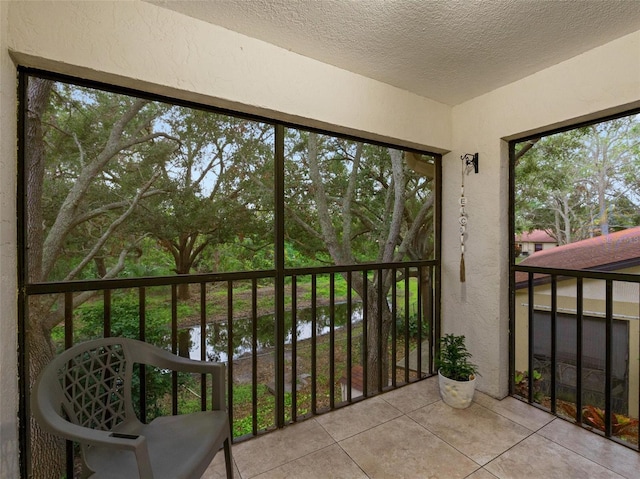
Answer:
[515,229,557,243]
[515,226,640,287]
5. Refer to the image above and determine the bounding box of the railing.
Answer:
[512,265,640,450]
[25,260,438,477]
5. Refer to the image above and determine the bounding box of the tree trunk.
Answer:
[25,78,66,478]
[178,330,191,358]
[176,258,192,300]
[94,256,107,277]
[27,309,65,479]
[26,78,53,283]
[364,301,393,395]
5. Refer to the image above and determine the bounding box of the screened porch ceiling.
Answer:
[147,0,640,106]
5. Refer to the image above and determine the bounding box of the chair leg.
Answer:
[224,437,233,479]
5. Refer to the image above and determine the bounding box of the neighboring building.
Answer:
[515,229,558,256]
[515,226,640,417]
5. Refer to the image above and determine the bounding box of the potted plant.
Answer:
[436,333,479,409]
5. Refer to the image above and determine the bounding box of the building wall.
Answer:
[0,1,639,475]
[0,1,19,477]
[518,241,557,256]
[7,1,451,153]
[514,265,640,417]
[443,31,640,399]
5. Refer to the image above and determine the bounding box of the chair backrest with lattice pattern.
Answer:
[52,339,137,431]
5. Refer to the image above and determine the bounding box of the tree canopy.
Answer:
[515,114,640,245]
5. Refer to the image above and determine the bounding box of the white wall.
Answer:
[442,31,640,398]
[0,0,19,476]
[7,0,451,153]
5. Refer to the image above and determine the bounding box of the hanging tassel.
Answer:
[460,254,466,282]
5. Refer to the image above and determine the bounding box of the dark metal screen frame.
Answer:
[508,107,640,452]
[17,67,443,477]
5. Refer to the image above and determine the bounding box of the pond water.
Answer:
[186,303,363,362]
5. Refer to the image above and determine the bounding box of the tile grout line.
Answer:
[532,419,631,478]
[487,399,637,478]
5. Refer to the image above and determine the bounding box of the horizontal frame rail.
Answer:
[25,260,438,477]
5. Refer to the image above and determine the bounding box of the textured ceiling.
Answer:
[147,0,640,105]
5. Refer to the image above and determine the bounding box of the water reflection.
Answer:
[187,303,363,362]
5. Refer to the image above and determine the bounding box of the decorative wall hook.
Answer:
[461,153,479,174]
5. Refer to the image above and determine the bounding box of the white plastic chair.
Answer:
[31,337,233,478]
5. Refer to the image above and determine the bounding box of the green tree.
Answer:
[228,128,435,391]
[515,129,587,243]
[515,114,640,245]
[284,131,436,392]
[26,77,177,478]
[580,117,640,234]
[135,109,273,299]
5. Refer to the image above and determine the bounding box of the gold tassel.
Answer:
[460,254,466,282]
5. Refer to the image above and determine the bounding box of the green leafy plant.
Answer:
[436,334,478,381]
[396,313,428,340]
[514,369,543,402]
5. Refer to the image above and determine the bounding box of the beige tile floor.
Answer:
[203,376,640,479]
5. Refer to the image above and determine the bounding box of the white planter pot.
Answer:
[438,370,476,409]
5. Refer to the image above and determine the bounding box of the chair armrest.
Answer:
[128,340,227,410]
[33,387,154,477]
[68,424,154,478]
[35,394,146,448]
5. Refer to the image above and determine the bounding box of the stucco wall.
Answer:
[0,0,19,476]
[442,30,640,399]
[7,0,451,153]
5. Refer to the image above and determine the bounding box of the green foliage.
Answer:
[38,81,176,283]
[231,384,274,437]
[514,370,543,402]
[515,114,640,243]
[230,384,311,437]
[514,369,541,384]
[75,297,170,344]
[396,313,428,340]
[282,129,436,266]
[122,238,175,277]
[74,296,177,419]
[436,334,478,381]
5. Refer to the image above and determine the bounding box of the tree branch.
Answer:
[381,149,406,263]
[70,189,165,228]
[514,138,540,163]
[42,99,169,278]
[341,143,362,260]
[307,133,348,264]
[62,171,161,281]
[43,246,134,331]
[118,131,180,152]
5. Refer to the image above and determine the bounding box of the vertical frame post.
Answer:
[274,124,286,427]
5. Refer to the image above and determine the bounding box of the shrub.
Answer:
[435,334,478,381]
[396,313,428,340]
[74,296,183,420]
